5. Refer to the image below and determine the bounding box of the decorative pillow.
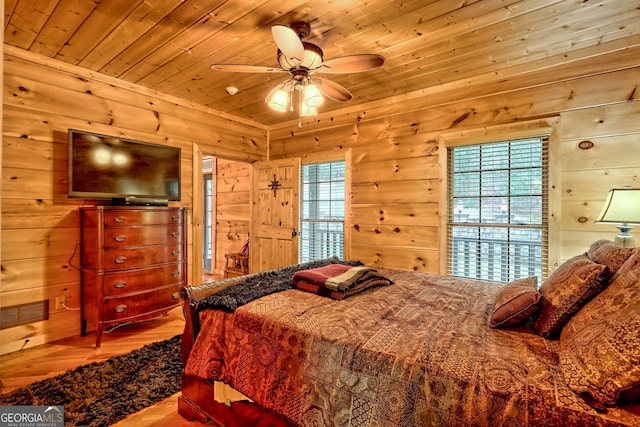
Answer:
[586,239,633,276]
[533,254,609,338]
[559,248,640,406]
[488,277,542,328]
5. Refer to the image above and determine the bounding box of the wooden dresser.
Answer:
[79,206,187,348]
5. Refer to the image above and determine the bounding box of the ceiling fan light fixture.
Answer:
[303,83,324,108]
[211,22,384,125]
[277,42,323,71]
[277,50,297,70]
[301,42,323,69]
[266,84,289,112]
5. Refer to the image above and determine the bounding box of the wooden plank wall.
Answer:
[268,48,640,273]
[2,41,639,354]
[1,47,266,354]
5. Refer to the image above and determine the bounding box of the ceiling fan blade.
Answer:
[317,54,385,74]
[272,25,304,66]
[312,77,352,102]
[211,64,285,73]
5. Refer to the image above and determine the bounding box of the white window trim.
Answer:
[438,117,561,277]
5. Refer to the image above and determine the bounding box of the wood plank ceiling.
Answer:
[4,0,640,126]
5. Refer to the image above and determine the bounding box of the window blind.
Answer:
[299,161,345,262]
[447,137,549,283]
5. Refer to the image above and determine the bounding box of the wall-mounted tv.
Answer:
[68,129,181,204]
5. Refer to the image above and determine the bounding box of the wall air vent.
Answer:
[0,300,49,330]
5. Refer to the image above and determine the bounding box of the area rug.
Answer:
[0,334,182,427]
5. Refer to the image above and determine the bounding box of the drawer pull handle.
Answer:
[172,250,180,257]
[171,231,180,238]
[172,271,180,278]
[114,256,127,264]
[114,216,126,223]
[172,292,180,300]
[115,304,127,313]
[171,215,180,222]
[114,281,127,289]
[114,234,127,242]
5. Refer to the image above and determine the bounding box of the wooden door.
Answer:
[250,158,300,272]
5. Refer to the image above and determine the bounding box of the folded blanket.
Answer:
[292,264,393,299]
[192,257,364,312]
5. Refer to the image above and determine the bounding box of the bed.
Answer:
[178,241,640,426]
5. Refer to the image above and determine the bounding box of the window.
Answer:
[447,137,548,283]
[299,161,345,262]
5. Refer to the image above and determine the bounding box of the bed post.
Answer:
[180,294,199,365]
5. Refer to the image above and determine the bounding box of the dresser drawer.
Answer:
[102,263,184,296]
[102,285,182,322]
[103,209,183,227]
[103,225,182,248]
[103,244,184,269]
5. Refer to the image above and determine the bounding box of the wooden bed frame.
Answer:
[176,255,640,427]
[177,277,296,426]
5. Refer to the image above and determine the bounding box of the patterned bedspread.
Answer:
[184,268,640,426]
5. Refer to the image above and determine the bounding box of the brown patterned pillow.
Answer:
[559,248,640,406]
[533,254,608,338]
[586,240,634,276]
[488,277,542,328]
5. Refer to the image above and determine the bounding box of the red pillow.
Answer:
[488,277,541,328]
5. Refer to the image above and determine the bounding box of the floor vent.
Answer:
[0,300,49,330]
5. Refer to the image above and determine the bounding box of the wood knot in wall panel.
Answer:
[578,140,594,150]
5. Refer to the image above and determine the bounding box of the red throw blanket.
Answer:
[291,264,393,300]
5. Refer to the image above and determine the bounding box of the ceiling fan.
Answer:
[210,22,385,119]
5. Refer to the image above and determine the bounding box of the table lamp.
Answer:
[595,188,640,247]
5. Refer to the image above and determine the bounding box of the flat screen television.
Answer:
[68,129,181,204]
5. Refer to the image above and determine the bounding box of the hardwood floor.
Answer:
[0,307,215,426]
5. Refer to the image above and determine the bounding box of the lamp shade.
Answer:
[303,83,324,108]
[595,188,640,224]
[266,84,289,112]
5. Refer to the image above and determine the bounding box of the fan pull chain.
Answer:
[298,87,303,128]
[290,84,295,112]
